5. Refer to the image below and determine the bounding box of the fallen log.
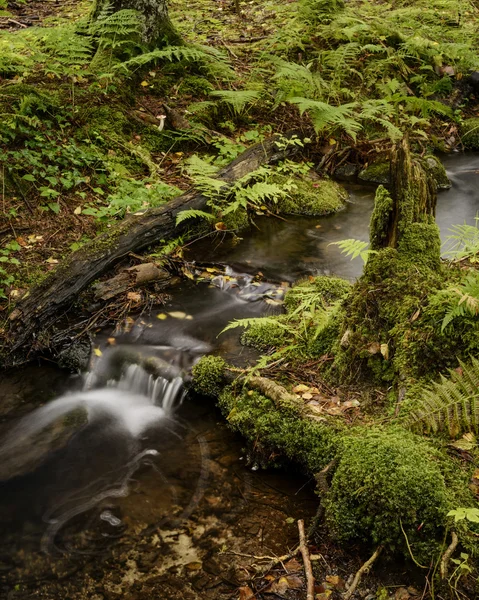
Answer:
[1,130,306,367]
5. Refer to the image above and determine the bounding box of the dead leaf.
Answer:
[302,392,313,400]
[342,399,360,410]
[293,384,310,393]
[268,575,303,596]
[410,308,421,322]
[168,311,187,319]
[239,586,255,600]
[380,343,389,360]
[325,575,346,591]
[107,337,116,346]
[367,341,381,354]
[45,257,59,264]
[127,291,141,302]
[215,222,227,230]
[93,348,102,357]
[73,206,82,215]
[156,313,167,320]
[284,558,302,572]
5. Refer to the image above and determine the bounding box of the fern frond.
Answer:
[175,209,214,226]
[219,317,291,336]
[209,89,261,115]
[288,97,361,139]
[117,45,226,72]
[407,358,479,436]
[329,238,374,262]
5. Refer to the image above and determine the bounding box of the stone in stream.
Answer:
[0,406,88,481]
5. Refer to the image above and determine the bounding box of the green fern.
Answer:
[406,358,479,436]
[219,317,292,336]
[439,272,479,332]
[209,89,262,116]
[175,209,215,226]
[288,97,361,139]
[329,238,374,262]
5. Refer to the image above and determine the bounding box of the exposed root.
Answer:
[343,545,383,600]
[440,531,459,580]
[298,519,315,600]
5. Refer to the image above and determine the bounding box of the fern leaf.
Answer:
[219,317,291,336]
[406,357,479,436]
[329,238,374,263]
[175,209,214,226]
[209,89,261,115]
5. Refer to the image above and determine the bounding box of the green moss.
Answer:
[192,355,228,397]
[461,118,479,150]
[273,173,347,216]
[325,427,462,560]
[218,388,341,471]
[397,221,441,271]
[358,161,390,185]
[241,317,289,351]
[423,155,451,190]
[222,206,249,231]
[369,186,394,250]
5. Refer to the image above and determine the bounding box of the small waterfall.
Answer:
[0,354,186,478]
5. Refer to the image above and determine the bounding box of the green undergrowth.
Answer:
[191,357,478,562]
[237,275,351,357]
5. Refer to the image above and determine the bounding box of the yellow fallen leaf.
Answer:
[73,206,82,215]
[185,315,193,320]
[168,311,187,319]
[140,80,149,87]
[107,337,116,345]
[45,257,59,264]
[94,348,102,357]
[293,384,310,393]
[156,313,168,320]
[127,292,141,302]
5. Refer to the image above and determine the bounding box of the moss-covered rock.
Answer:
[325,427,458,560]
[284,275,351,312]
[359,161,390,185]
[192,355,228,397]
[359,156,451,190]
[461,118,479,149]
[273,173,347,216]
[222,206,249,231]
[241,317,289,351]
[423,155,451,190]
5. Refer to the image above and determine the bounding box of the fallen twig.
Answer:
[298,519,315,600]
[440,531,459,580]
[343,545,383,600]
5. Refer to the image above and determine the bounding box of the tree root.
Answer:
[440,531,459,580]
[343,545,383,600]
[298,519,315,600]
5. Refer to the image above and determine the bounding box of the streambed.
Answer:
[0,153,478,599]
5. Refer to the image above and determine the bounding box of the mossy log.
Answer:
[2,132,305,367]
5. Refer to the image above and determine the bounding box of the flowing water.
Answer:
[0,154,478,599]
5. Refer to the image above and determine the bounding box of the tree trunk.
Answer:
[92,0,180,46]
[1,131,304,367]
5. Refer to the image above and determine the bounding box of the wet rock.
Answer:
[358,161,390,185]
[334,162,359,180]
[57,335,92,373]
[461,117,479,149]
[423,155,451,189]
[0,406,88,481]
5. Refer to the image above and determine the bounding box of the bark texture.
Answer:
[93,0,180,46]
[2,132,304,366]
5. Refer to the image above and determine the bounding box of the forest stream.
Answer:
[0,153,478,599]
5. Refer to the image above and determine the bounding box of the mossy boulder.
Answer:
[423,155,451,190]
[359,157,450,190]
[284,275,351,312]
[461,118,479,149]
[359,161,390,185]
[192,356,228,397]
[325,427,454,560]
[273,173,347,216]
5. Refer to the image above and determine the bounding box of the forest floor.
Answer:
[1,0,479,599]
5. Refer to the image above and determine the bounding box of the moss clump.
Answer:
[192,355,227,397]
[358,161,390,185]
[423,155,451,190]
[241,317,289,351]
[369,185,394,250]
[222,206,249,231]
[219,388,341,471]
[273,173,347,216]
[325,427,455,561]
[461,118,479,149]
[284,275,351,312]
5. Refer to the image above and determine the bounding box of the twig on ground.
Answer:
[298,519,315,600]
[440,531,459,580]
[343,545,383,600]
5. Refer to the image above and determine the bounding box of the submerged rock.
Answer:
[0,407,87,481]
[358,161,390,185]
